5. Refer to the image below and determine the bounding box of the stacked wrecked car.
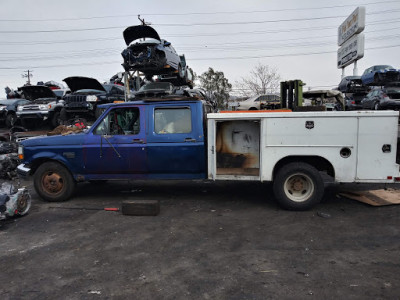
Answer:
[121,25,194,88]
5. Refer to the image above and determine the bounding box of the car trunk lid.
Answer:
[123,25,161,46]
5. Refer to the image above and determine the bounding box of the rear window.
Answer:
[154,107,192,134]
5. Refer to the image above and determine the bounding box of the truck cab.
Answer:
[18,98,213,202]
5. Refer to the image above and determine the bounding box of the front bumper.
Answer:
[17,110,50,119]
[17,164,31,177]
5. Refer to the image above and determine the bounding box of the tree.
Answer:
[198,67,232,110]
[235,63,281,98]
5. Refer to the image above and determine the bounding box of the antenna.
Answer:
[137,15,151,26]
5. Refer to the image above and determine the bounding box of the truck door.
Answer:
[83,105,147,175]
[146,103,205,177]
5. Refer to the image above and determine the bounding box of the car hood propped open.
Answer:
[19,85,57,100]
[123,25,161,46]
[63,77,106,93]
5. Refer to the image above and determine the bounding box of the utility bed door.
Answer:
[356,115,399,180]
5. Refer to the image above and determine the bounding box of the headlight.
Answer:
[17,106,23,111]
[0,106,6,111]
[38,104,49,110]
[18,145,24,160]
[86,95,98,102]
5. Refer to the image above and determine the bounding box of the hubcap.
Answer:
[42,172,64,194]
[283,173,314,202]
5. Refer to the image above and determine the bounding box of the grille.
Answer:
[65,95,88,108]
[21,105,40,111]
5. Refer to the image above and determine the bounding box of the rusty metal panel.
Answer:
[215,120,260,176]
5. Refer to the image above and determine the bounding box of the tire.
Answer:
[34,161,76,202]
[374,102,380,110]
[273,162,324,210]
[5,113,17,128]
[51,111,62,128]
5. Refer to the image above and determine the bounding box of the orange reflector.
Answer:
[18,154,24,160]
[164,65,171,68]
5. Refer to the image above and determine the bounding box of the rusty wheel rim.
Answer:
[42,171,64,195]
[283,173,314,203]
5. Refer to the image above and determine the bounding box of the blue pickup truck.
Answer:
[17,97,400,210]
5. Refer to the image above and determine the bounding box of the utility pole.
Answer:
[22,70,33,85]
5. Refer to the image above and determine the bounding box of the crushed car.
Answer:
[361,65,400,86]
[134,81,177,98]
[361,86,400,110]
[302,90,345,111]
[62,76,126,120]
[338,75,369,94]
[17,85,65,129]
[0,99,31,128]
[0,182,31,221]
[121,25,193,87]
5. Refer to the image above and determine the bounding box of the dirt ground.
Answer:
[0,178,399,300]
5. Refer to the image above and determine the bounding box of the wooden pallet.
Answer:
[339,189,400,206]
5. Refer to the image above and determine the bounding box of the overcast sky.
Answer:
[0,0,399,96]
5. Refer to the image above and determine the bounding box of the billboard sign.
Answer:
[337,33,365,69]
[338,6,366,46]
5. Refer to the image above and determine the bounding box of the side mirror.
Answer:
[163,41,171,46]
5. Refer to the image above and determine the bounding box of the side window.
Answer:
[154,107,192,134]
[94,107,140,135]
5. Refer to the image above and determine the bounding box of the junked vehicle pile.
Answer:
[121,25,194,88]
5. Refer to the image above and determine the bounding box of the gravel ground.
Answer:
[0,178,399,300]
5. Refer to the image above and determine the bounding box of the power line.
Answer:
[0,1,397,21]
[0,9,398,33]
[0,30,398,58]
[0,44,398,70]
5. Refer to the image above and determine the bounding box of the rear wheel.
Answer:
[273,162,324,210]
[34,161,76,202]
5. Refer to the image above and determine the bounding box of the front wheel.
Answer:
[51,111,62,128]
[34,161,76,202]
[5,113,17,128]
[273,162,324,210]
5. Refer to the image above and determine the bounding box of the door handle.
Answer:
[133,139,144,144]
[184,138,196,142]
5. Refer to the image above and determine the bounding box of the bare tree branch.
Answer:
[234,63,281,98]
